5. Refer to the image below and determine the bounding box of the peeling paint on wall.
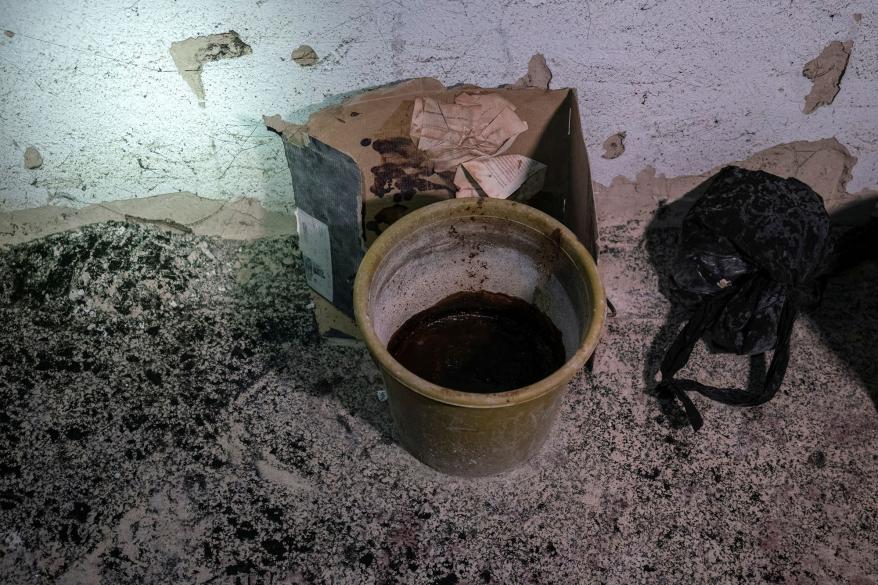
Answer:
[594,138,870,228]
[802,41,853,114]
[262,114,308,146]
[512,53,552,90]
[169,31,252,107]
[23,147,43,170]
[1,1,875,212]
[291,45,319,67]
[0,193,296,246]
[601,133,626,160]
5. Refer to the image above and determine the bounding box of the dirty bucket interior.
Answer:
[368,213,592,374]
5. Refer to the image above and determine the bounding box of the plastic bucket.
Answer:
[354,198,605,476]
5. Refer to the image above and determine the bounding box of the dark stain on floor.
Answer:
[0,220,876,584]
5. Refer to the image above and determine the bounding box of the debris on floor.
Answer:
[512,53,552,90]
[23,146,42,169]
[291,44,319,66]
[1,215,875,583]
[601,132,626,159]
[802,40,853,114]
[169,31,253,106]
[3,30,13,38]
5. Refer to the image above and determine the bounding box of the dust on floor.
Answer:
[0,215,876,584]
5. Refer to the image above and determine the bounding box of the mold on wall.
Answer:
[0,0,875,214]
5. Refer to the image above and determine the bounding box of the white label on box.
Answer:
[295,208,333,301]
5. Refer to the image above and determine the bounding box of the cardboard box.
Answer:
[277,78,597,338]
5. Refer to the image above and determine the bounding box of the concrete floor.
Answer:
[0,212,876,584]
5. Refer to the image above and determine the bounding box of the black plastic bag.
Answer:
[656,166,832,430]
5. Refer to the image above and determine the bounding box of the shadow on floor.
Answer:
[225,239,398,444]
[805,197,878,407]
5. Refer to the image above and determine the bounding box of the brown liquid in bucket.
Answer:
[387,291,565,393]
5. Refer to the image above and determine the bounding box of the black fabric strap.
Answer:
[656,287,799,431]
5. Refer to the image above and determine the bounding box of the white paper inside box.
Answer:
[278,78,598,341]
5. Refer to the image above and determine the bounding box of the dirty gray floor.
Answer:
[0,220,876,584]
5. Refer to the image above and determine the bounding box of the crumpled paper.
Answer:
[454,155,546,201]
[410,93,529,172]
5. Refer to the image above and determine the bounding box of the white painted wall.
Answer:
[1,0,876,212]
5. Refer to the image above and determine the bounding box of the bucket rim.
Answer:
[353,198,606,409]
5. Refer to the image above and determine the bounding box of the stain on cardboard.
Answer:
[169,31,252,106]
[601,133,626,159]
[369,137,455,201]
[802,40,853,114]
[364,204,409,237]
[291,44,318,66]
[513,53,552,90]
[23,146,43,169]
